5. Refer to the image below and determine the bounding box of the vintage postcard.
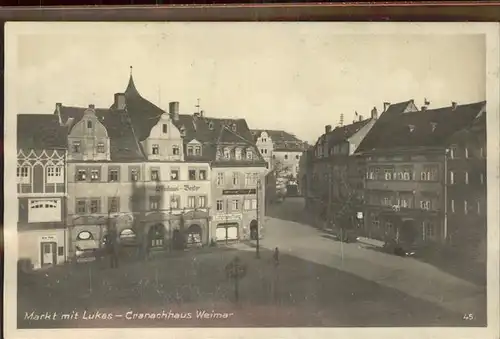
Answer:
[3,21,500,339]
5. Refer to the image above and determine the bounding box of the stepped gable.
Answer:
[251,129,306,152]
[356,101,486,153]
[17,114,67,150]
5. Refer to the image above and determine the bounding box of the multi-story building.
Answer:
[17,114,68,269]
[356,100,485,247]
[304,112,377,228]
[446,108,486,258]
[252,129,307,179]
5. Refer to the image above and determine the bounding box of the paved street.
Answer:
[18,197,486,328]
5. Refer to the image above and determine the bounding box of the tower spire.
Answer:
[195,98,201,114]
[125,65,139,95]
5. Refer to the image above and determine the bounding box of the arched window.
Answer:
[246,149,253,160]
[223,147,230,159]
[235,148,242,160]
[120,228,136,239]
[77,231,93,241]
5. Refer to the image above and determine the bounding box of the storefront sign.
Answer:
[222,189,257,195]
[357,212,363,220]
[155,184,202,192]
[213,213,243,222]
[40,235,57,242]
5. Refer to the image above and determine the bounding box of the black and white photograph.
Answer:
[3,21,500,339]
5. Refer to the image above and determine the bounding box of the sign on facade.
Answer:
[39,235,57,242]
[222,189,257,195]
[155,184,202,192]
[213,213,243,222]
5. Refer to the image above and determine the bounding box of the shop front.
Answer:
[18,229,67,270]
[212,213,242,242]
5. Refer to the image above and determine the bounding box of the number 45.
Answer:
[463,313,475,320]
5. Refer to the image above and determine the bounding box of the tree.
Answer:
[273,159,291,179]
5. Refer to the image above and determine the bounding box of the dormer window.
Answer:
[162,124,168,134]
[223,147,230,159]
[97,142,105,153]
[430,122,437,132]
[231,123,237,132]
[152,144,159,155]
[408,125,415,133]
[235,148,242,160]
[187,146,194,156]
[195,146,201,156]
[246,149,253,160]
[180,126,186,137]
[87,120,92,129]
[208,121,214,130]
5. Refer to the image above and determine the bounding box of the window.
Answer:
[151,169,160,181]
[150,196,160,210]
[89,199,100,213]
[195,146,201,156]
[400,198,409,208]
[232,172,239,185]
[421,167,437,181]
[396,172,404,180]
[188,196,196,208]
[97,142,105,153]
[423,221,435,240]
[77,169,87,181]
[284,155,288,160]
[450,145,458,159]
[480,147,485,158]
[372,216,380,228]
[28,199,61,222]
[244,199,251,210]
[251,199,258,209]
[235,148,242,160]
[199,169,207,180]
[58,247,64,256]
[46,166,63,184]
[465,171,469,185]
[17,166,29,178]
[187,146,194,156]
[108,168,119,182]
[162,124,168,134]
[420,200,431,210]
[172,145,180,155]
[76,199,86,214]
[480,173,484,184]
[477,201,481,214]
[87,120,92,129]
[189,169,197,180]
[216,199,223,211]
[198,196,207,208]
[152,144,159,155]
[384,169,393,180]
[108,197,119,213]
[170,169,179,181]
[232,199,240,211]
[403,171,411,181]
[77,231,93,241]
[246,150,253,160]
[383,197,391,206]
[464,200,468,215]
[170,195,180,209]
[223,148,230,159]
[451,199,455,213]
[90,169,100,181]
[464,147,469,158]
[449,171,455,184]
[72,141,81,153]
[130,168,139,182]
[245,173,252,186]
[217,173,224,186]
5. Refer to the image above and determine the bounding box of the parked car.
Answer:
[74,239,102,263]
[382,238,417,257]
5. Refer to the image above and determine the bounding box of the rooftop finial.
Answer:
[130,65,133,76]
[195,98,201,114]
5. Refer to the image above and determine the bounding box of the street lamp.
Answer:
[256,178,261,259]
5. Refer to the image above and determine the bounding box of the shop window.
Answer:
[58,246,64,256]
[189,169,197,180]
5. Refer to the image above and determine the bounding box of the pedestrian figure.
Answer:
[107,228,119,269]
[273,247,280,266]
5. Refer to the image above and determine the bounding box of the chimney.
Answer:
[55,103,63,126]
[169,101,180,121]
[325,125,332,133]
[114,93,126,110]
[193,112,200,120]
[89,104,95,109]
[383,102,391,112]
[200,110,204,117]
[451,101,458,110]
[358,115,363,121]
[371,106,378,119]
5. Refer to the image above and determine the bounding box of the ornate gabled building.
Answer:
[251,129,307,179]
[356,100,486,247]
[17,114,68,270]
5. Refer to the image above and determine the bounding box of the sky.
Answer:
[13,23,486,143]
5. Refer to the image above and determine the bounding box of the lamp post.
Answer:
[256,178,261,259]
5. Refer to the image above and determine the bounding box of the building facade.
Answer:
[17,115,68,270]
[356,100,485,247]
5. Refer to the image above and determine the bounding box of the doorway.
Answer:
[40,242,57,266]
[250,220,258,240]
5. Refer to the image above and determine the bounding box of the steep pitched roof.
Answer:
[356,101,486,153]
[55,105,145,161]
[326,118,372,147]
[17,114,67,150]
[251,129,306,152]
